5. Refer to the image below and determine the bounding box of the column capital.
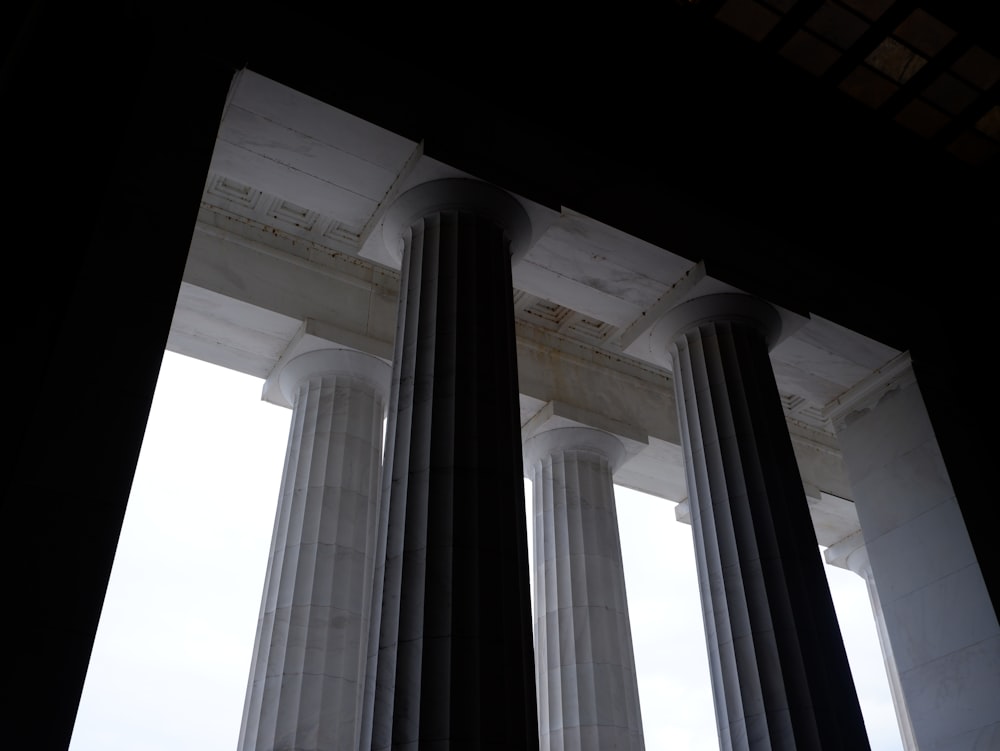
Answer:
[648,292,783,368]
[276,348,392,407]
[522,426,626,473]
[823,529,871,576]
[381,178,532,265]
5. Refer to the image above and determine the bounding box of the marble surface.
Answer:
[525,427,645,751]
[172,70,996,750]
[239,349,390,751]
[665,297,870,750]
[368,197,539,750]
[212,70,415,229]
[175,68,887,527]
[836,374,1000,751]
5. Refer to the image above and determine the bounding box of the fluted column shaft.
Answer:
[239,348,390,751]
[524,427,645,751]
[368,180,538,750]
[652,294,869,751]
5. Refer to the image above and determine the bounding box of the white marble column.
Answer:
[238,348,390,751]
[523,427,645,751]
[825,532,918,750]
[829,356,1000,750]
[650,293,869,751]
[367,179,539,750]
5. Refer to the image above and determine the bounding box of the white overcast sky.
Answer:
[68,350,904,751]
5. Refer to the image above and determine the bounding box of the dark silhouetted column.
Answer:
[368,179,539,750]
[650,293,870,751]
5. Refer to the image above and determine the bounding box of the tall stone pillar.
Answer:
[368,179,538,749]
[829,357,1000,749]
[523,427,645,751]
[650,293,870,750]
[238,348,391,751]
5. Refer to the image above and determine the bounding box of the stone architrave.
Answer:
[238,348,391,751]
[366,179,539,750]
[650,293,870,750]
[523,426,645,751]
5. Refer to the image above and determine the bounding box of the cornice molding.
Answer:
[823,351,915,431]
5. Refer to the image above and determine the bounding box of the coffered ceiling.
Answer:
[710,0,999,167]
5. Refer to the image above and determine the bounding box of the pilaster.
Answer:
[829,358,1000,750]
[825,532,918,750]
